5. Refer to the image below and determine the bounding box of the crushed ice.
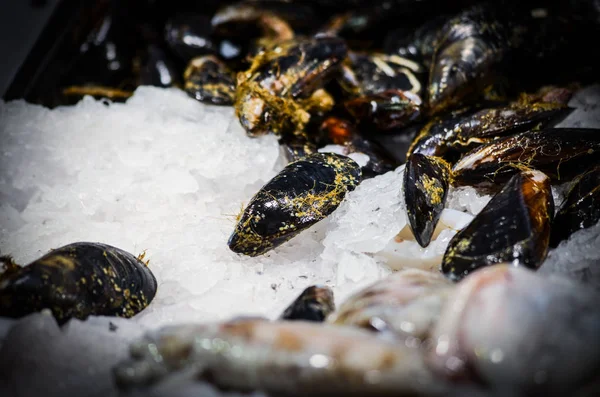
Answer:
[0,84,599,396]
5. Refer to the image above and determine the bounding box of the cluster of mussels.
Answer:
[212,0,600,283]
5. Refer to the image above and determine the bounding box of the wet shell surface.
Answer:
[404,154,452,248]
[114,318,446,396]
[442,169,554,281]
[0,242,157,324]
[228,152,361,256]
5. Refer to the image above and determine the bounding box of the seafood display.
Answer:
[3,0,600,396]
[0,242,157,324]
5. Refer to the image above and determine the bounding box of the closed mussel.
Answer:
[280,285,335,322]
[452,128,600,186]
[228,153,361,256]
[427,3,528,114]
[0,242,157,324]
[329,269,453,340]
[404,153,452,248]
[442,169,554,281]
[345,89,422,131]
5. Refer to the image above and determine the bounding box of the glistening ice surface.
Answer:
[0,85,599,397]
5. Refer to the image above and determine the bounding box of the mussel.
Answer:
[442,169,553,281]
[228,153,361,256]
[280,285,335,322]
[0,242,157,324]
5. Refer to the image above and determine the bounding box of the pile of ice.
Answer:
[0,84,599,396]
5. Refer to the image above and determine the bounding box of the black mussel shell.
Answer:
[345,89,422,131]
[164,13,218,62]
[184,55,236,105]
[442,169,554,281]
[0,242,157,324]
[404,154,452,247]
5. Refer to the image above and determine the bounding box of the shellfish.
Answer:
[228,152,361,256]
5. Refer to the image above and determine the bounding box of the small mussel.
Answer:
[211,2,295,43]
[404,153,452,247]
[427,4,528,114]
[0,242,157,324]
[137,45,180,88]
[442,169,554,281]
[344,89,422,131]
[329,269,453,340]
[184,55,236,105]
[228,153,361,256]
[550,165,600,248]
[452,128,600,185]
[235,36,347,137]
[280,285,335,322]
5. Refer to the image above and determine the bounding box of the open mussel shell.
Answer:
[404,153,452,247]
[442,169,554,281]
[550,165,600,248]
[0,242,157,324]
[280,285,335,322]
[228,153,361,256]
[452,128,600,186]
